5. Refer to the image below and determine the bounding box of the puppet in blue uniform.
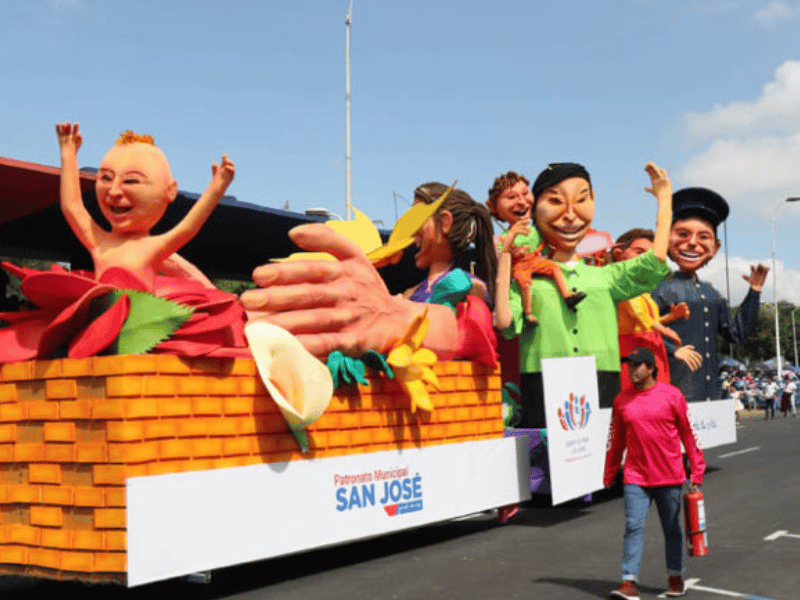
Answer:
[651,188,769,402]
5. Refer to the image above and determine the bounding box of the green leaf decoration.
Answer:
[327,351,345,389]
[110,289,194,355]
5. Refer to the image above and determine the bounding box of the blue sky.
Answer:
[4,0,800,304]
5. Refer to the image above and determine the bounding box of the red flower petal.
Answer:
[0,316,51,362]
[21,271,99,311]
[37,285,115,358]
[98,267,150,292]
[68,294,131,358]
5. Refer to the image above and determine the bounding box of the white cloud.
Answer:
[684,60,800,141]
[678,60,800,216]
[678,132,800,213]
[753,1,799,27]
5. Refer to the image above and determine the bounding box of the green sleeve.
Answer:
[605,248,670,303]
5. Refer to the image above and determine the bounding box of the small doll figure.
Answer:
[56,122,234,290]
[505,224,586,325]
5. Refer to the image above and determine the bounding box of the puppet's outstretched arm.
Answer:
[56,122,101,252]
[643,161,672,261]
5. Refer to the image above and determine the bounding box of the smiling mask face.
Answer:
[533,176,594,261]
[668,217,721,275]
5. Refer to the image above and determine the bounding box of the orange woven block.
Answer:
[143,420,179,439]
[107,441,159,464]
[61,400,94,420]
[72,530,105,550]
[0,544,28,566]
[43,422,76,443]
[89,399,127,420]
[6,525,40,546]
[92,465,126,486]
[92,355,154,376]
[142,375,179,397]
[158,396,193,417]
[221,436,257,456]
[75,444,107,463]
[94,551,126,573]
[14,443,45,462]
[41,485,74,506]
[206,417,239,437]
[105,531,126,551]
[105,376,143,398]
[158,439,193,460]
[105,421,143,442]
[192,438,223,458]
[28,463,61,485]
[121,398,160,419]
[1,361,33,381]
[43,444,76,463]
[29,546,61,570]
[74,487,105,507]
[175,418,208,438]
[60,549,95,573]
[0,444,14,462]
[40,528,72,549]
[27,401,59,421]
[94,508,125,529]
[60,358,95,378]
[0,403,26,423]
[0,423,16,443]
[0,384,17,403]
[45,379,78,400]
[30,505,63,527]
[104,487,125,508]
[176,376,208,395]
[193,396,223,416]
[222,396,256,415]
[206,376,240,396]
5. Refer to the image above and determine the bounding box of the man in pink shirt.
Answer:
[605,347,705,599]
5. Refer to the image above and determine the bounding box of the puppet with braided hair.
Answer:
[55,122,234,290]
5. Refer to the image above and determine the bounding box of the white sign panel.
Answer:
[126,437,530,587]
[687,399,736,449]
[541,356,609,505]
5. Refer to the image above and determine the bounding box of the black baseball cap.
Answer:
[623,347,656,366]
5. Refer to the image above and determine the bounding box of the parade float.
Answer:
[0,156,530,586]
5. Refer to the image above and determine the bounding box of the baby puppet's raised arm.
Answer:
[151,155,235,265]
[56,122,102,252]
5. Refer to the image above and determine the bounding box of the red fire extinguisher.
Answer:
[683,488,708,557]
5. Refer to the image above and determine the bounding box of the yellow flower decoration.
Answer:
[387,307,440,413]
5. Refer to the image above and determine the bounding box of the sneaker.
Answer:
[665,575,687,596]
[609,580,640,599]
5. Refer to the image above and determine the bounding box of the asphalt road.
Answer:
[2,412,799,600]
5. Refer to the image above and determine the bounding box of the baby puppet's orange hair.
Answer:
[115,130,156,146]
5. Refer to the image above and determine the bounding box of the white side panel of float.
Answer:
[542,356,611,505]
[687,399,736,449]
[126,437,530,587]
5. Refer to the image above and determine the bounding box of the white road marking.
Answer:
[764,529,800,541]
[657,578,779,599]
[717,446,759,459]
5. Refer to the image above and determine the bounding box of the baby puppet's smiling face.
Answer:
[492,179,533,225]
[95,143,178,236]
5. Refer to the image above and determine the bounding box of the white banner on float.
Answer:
[126,437,530,587]
[542,356,610,505]
[686,399,736,449]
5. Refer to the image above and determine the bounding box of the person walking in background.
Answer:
[605,347,705,599]
[765,378,777,420]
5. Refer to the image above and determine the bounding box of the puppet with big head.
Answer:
[497,162,672,428]
[651,188,768,402]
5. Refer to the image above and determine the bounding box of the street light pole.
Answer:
[793,307,799,368]
[771,197,800,383]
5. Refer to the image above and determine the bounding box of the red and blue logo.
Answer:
[557,392,591,431]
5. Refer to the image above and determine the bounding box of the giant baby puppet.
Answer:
[495,162,673,429]
[651,188,769,402]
